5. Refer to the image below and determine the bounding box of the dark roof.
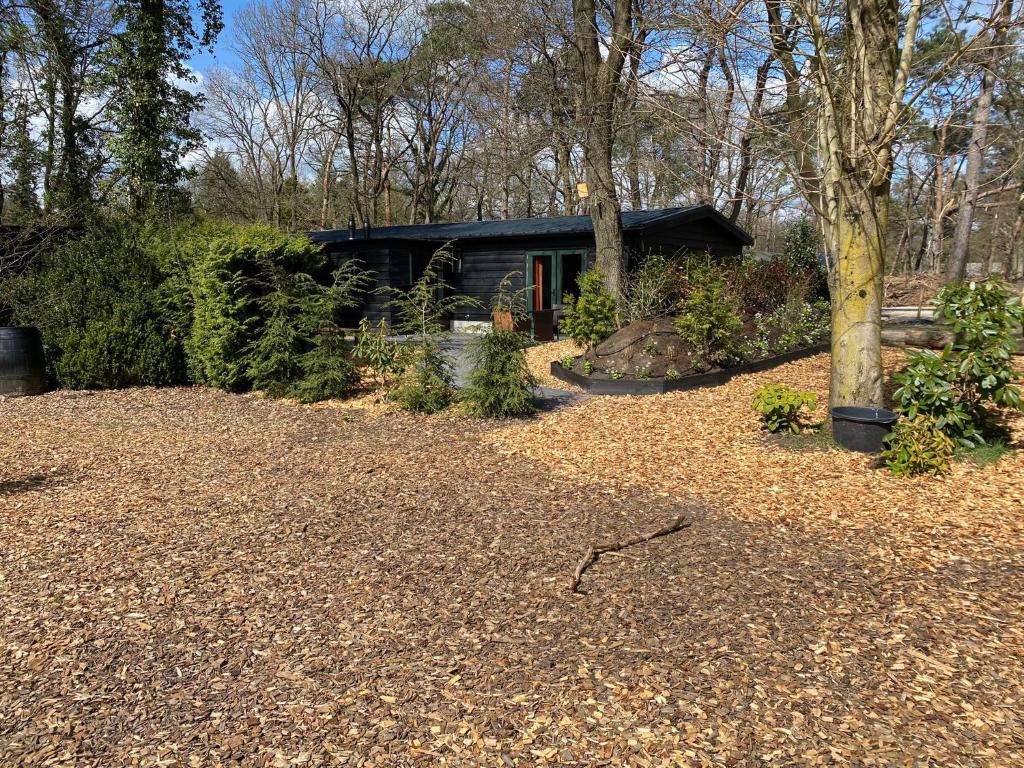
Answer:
[310,205,753,246]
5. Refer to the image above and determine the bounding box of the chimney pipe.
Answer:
[476,201,483,222]
[347,214,356,240]
[362,214,371,240]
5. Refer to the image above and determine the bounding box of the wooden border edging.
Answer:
[549,342,830,396]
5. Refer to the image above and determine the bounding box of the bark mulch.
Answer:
[524,340,582,391]
[1,350,1022,766]
[490,349,1024,766]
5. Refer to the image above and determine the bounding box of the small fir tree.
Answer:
[289,331,359,403]
[560,268,618,348]
[246,289,303,396]
[383,246,480,412]
[462,330,537,418]
[353,318,409,392]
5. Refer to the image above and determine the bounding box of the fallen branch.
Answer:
[569,513,693,593]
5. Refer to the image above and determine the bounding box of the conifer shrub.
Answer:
[187,225,326,391]
[383,247,479,412]
[674,266,743,369]
[782,217,820,273]
[560,268,618,348]
[245,288,305,397]
[58,297,185,389]
[353,318,409,392]
[390,343,455,413]
[462,330,537,418]
[288,331,360,404]
[1,215,190,388]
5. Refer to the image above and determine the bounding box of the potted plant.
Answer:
[491,271,531,333]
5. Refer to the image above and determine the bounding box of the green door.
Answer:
[527,250,587,309]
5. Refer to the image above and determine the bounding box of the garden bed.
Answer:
[551,341,830,395]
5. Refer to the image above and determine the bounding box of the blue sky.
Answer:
[189,0,247,77]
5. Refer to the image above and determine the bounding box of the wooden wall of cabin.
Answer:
[324,244,395,326]
[317,216,748,329]
[634,219,745,260]
[448,237,598,322]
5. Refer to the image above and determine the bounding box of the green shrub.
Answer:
[752,384,818,433]
[391,344,455,413]
[288,331,360,404]
[384,247,477,412]
[622,254,682,322]
[782,217,820,273]
[244,288,305,396]
[58,297,185,389]
[148,219,233,347]
[892,349,980,446]
[674,267,743,368]
[354,318,409,391]
[187,225,327,391]
[2,215,189,388]
[560,268,618,348]
[881,416,955,477]
[745,298,830,359]
[462,330,537,418]
[893,279,1024,448]
[272,265,368,402]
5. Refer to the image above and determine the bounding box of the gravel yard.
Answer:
[2,351,1022,766]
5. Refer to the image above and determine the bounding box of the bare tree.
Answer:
[947,0,1016,279]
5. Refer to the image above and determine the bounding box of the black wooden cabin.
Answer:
[308,205,753,331]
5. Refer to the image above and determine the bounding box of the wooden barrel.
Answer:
[0,326,47,396]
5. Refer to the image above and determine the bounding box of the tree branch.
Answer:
[569,512,693,593]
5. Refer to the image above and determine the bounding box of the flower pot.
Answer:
[0,326,47,396]
[491,310,530,334]
[830,406,898,453]
[492,310,514,331]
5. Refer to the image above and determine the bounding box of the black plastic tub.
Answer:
[830,406,898,453]
[0,326,47,396]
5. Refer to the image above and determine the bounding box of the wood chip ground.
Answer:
[2,349,1022,766]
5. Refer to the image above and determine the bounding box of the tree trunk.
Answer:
[947,0,1013,280]
[584,127,624,296]
[768,0,919,407]
[830,186,886,407]
[558,141,574,215]
[729,56,772,222]
[627,147,642,210]
[929,119,951,271]
[1008,192,1024,278]
[573,0,631,299]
